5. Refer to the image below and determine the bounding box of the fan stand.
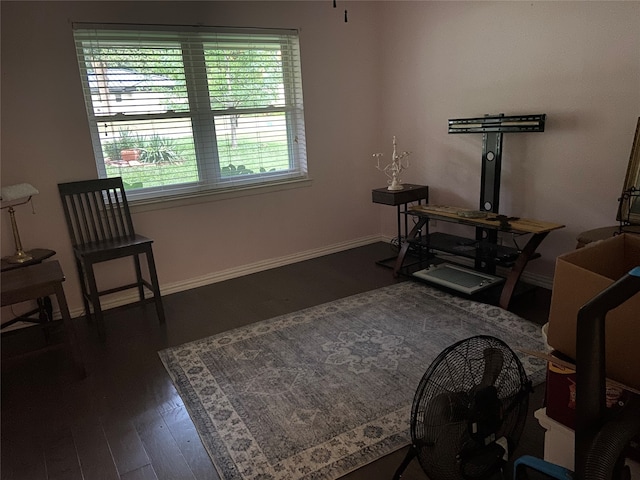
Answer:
[393,446,419,480]
[393,444,509,480]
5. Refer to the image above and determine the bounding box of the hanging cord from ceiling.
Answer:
[333,0,348,23]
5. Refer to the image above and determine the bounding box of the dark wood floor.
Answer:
[1,242,551,480]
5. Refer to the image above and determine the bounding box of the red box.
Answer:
[545,353,631,430]
[545,359,577,429]
[544,352,640,463]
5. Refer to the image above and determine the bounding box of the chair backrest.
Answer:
[58,177,136,247]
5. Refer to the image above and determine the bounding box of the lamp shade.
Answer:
[0,183,39,202]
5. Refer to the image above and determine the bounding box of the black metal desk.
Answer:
[372,184,429,266]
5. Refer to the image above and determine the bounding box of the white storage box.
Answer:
[534,408,640,477]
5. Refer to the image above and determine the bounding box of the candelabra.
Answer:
[373,136,411,191]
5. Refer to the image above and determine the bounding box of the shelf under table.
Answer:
[407,232,538,268]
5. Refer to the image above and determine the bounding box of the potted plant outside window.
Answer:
[139,134,182,164]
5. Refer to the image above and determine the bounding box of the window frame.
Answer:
[73,23,309,204]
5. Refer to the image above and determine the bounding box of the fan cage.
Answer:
[410,335,530,480]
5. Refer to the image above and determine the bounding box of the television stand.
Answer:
[393,205,564,309]
[448,113,547,250]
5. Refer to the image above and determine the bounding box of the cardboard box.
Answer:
[547,234,640,390]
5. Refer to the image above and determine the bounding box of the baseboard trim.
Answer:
[69,234,383,318]
[520,270,553,290]
[54,234,552,319]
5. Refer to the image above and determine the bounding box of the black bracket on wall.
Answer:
[448,113,546,271]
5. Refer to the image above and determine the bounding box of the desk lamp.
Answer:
[1,183,39,263]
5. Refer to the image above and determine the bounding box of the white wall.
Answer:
[1,1,385,314]
[2,1,639,316]
[377,1,640,277]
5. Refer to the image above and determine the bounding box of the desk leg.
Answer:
[393,217,429,277]
[53,282,86,378]
[37,297,52,342]
[499,232,549,309]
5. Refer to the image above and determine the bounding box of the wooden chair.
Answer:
[58,177,165,339]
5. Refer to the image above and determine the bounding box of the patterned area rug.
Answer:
[159,282,547,480]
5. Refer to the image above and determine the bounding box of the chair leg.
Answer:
[75,257,93,322]
[145,249,165,324]
[133,254,145,301]
[85,262,106,340]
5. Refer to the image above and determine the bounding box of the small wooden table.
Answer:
[1,248,57,328]
[1,260,85,376]
[1,248,56,272]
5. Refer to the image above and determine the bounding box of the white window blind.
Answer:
[73,24,308,201]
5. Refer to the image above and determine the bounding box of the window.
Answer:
[73,24,308,202]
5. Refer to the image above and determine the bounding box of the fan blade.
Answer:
[426,392,469,425]
[480,347,504,387]
[469,385,502,440]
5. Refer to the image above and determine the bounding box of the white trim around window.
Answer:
[73,23,309,204]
